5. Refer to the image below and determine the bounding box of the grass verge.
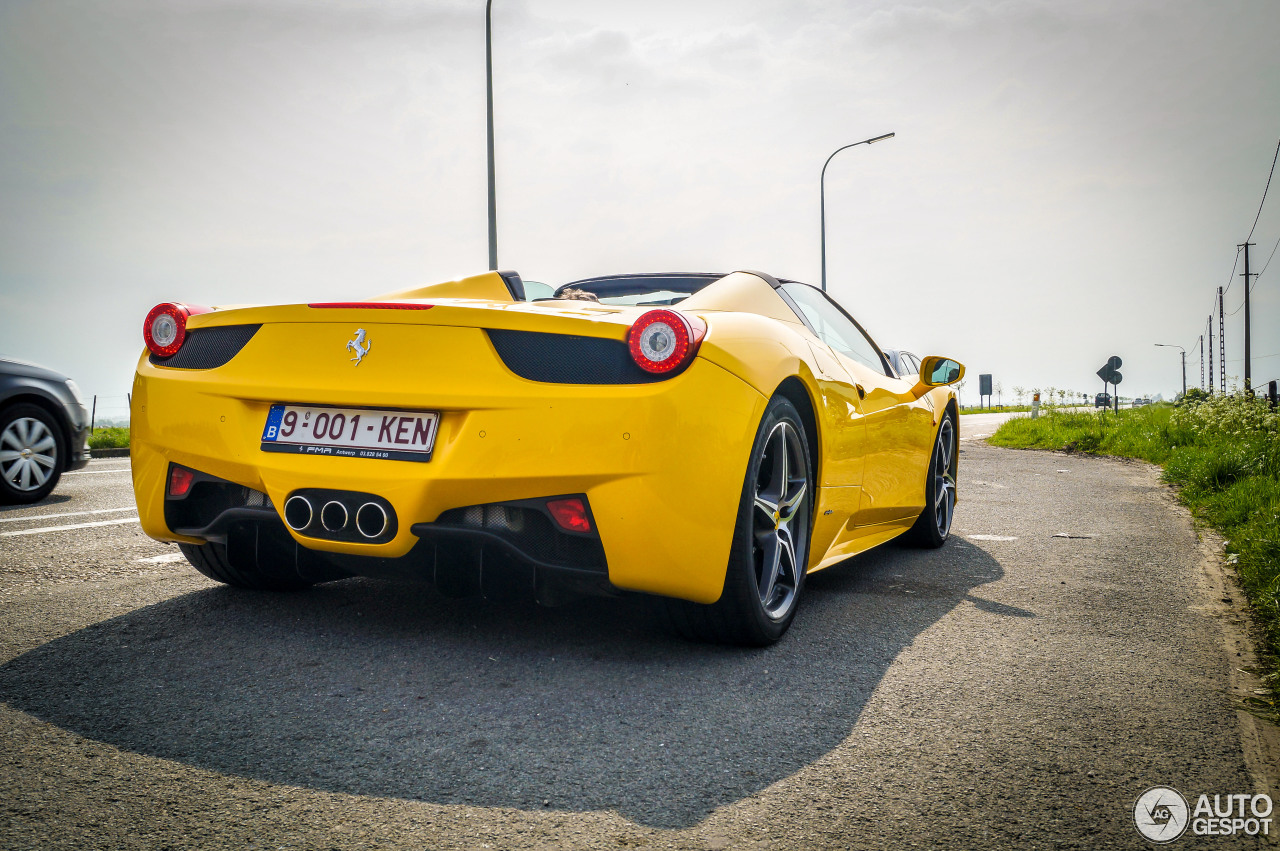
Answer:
[88,426,130,450]
[990,399,1280,716]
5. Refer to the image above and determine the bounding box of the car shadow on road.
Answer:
[0,539,1010,828]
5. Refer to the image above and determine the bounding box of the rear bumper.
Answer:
[131,354,767,603]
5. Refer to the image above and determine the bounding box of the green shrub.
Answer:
[88,427,129,450]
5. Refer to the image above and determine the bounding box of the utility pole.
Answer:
[485,0,498,271]
[1240,242,1255,392]
[1156,344,1186,397]
[1198,334,1204,390]
[1218,286,1226,393]
[1208,316,1214,394]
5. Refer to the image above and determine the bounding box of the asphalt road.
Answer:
[0,423,1276,849]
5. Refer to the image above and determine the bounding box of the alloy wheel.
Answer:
[0,417,58,492]
[932,418,956,537]
[751,421,808,621]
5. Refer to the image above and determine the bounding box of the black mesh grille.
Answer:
[150,324,261,369]
[435,502,607,572]
[486,328,667,384]
[166,477,272,533]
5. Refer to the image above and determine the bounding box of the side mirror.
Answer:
[911,356,965,397]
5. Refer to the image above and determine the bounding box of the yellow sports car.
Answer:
[131,270,962,645]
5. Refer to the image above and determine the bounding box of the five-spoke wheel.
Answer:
[751,420,808,622]
[905,412,957,548]
[931,417,956,537]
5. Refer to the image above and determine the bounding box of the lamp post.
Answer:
[1155,343,1186,397]
[485,0,498,271]
[820,132,895,291]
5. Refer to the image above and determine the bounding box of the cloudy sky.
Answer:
[2,0,1278,413]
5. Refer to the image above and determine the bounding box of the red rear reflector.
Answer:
[308,302,434,310]
[168,466,195,497]
[547,498,591,533]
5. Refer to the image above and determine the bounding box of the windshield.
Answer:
[547,273,723,305]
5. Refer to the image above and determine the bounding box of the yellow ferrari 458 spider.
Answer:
[131,270,962,645]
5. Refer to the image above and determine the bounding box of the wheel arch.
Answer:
[941,395,959,500]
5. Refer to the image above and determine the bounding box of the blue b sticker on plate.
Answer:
[261,404,285,441]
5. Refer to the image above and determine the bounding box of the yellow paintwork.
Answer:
[132,271,959,603]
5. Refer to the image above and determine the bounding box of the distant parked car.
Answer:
[1094,393,1112,408]
[0,357,91,503]
[883,349,922,378]
[1131,398,1149,408]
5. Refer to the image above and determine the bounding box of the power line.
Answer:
[1251,230,1280,288]
[1246,136,1280,243]
[1225,352,1280,363]
[1222,245,1243,296]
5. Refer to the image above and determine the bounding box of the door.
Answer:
[778,283,932,528]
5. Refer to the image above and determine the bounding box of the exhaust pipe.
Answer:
[355,502,389,539]
[320,500,349,532]
[284,495,313,531]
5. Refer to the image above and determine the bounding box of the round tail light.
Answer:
[627,309,706,374]
[143,303,209,358]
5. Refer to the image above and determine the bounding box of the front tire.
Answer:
[658,395,813,646]
[0,403,66,505]
[903,412,957,548]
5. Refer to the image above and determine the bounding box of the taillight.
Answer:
[168,465,195,497]
[546,498,592,533]
[626,309,706,375]
[143,303,209,358]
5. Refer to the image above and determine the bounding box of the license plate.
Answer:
[260,404,439,462]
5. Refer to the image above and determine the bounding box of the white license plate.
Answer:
[260,404,439,462]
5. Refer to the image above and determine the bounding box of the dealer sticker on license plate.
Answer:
[260,404,439,462]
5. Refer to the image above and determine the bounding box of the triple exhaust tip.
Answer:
[283,495,389,539]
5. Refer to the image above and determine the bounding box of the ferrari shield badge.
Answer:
[346,328,371,365]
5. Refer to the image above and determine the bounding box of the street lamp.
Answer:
[1155,343,1187,397]
[485,0,497,271]
[820,132,895,291]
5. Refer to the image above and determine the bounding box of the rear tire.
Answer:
[903,412,957,548]
[180,535,314,591]
[656,395,813,646]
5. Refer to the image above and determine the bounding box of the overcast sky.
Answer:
[2,0,1279,414]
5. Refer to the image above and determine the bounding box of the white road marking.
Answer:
[137,552,187,564]
[967,534,1018,542]
[0,506,136,524]
[0,516,140,538]
[63,468,131,476]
